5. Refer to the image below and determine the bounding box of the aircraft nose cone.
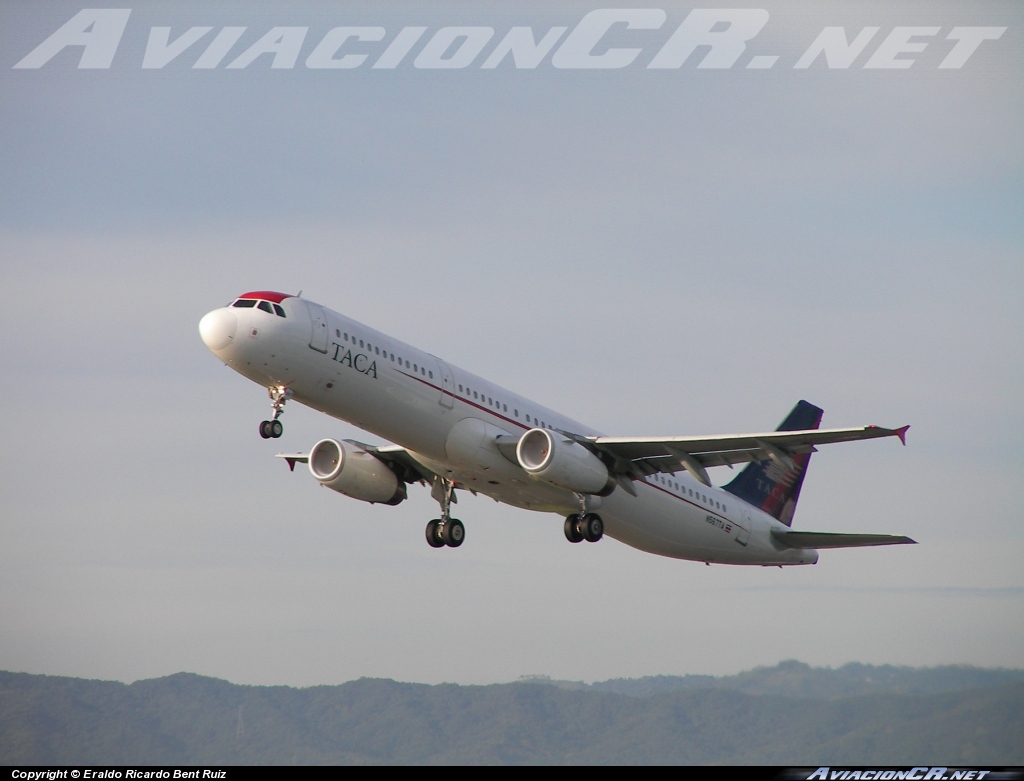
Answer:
[199,308,237,352]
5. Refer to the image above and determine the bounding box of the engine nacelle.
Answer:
[308,438,406,505]
[516,428,615,496]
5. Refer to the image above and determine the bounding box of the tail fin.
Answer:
[723,400,823,527]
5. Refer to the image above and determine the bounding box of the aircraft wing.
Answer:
[276,441,436,485]
[583,424,909,485]
[365,444,438,484]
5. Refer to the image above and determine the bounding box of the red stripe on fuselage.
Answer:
[397,369,530,431]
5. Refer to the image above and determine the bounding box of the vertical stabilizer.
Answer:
[723,400,823,527]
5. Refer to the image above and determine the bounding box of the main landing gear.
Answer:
[426,478,464,549]
[259,386,292,439]
[564,513,604,544]
[564,493,604,544]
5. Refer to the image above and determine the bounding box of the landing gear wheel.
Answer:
[260,386,292,440]
[564,515,585,543]
[425,519,445,548]
[581,513,604,543]
[442,519,465,548]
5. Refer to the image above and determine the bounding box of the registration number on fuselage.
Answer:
[706,514,732,533]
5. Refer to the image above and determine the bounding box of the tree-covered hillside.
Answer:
[1,663,1021,765]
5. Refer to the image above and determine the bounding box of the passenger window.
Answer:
[429,371,433,379]
[413,364,417,372]
[360,340,364,348]
[375,347,380,355]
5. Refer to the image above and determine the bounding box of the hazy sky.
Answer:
[1,1,1022,687]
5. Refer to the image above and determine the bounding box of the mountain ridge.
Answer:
[2,662,1021,765]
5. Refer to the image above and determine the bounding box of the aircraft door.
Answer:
[735,509,752,546]
[435,358,455,410]
[306,302,329,354]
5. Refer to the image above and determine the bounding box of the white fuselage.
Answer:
[200,295,818,566]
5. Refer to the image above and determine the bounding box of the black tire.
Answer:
[270,419,283,438]
[564,515,584,543]
[259,420,272,439]
[582,513,604,543]
[425,519,445,548]
[442,518,465,548]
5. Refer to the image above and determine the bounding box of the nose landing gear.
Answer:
[259,386,292,439]
[259,419,283,439]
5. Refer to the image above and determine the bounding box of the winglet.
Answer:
[866,424,910,445]
[275,453,309,471]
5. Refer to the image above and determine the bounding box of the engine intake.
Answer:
[308,438,406,505]
[516,428,615,496]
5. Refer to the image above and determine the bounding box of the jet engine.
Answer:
[308,438,407,505]
[516,428,615,496]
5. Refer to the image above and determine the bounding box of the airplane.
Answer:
[199,290,915,566]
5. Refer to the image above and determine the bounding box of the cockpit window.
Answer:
[231,298,287,317]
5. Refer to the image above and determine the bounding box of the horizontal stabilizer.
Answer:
[772,530,916,549]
